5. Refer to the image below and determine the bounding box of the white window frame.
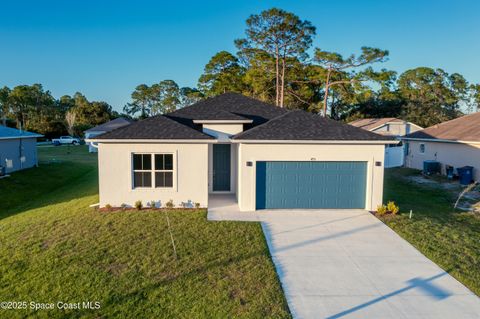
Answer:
[154,153,175,189]
[131,153,175,190]
[419,143,426,154]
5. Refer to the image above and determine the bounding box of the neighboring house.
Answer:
[84,118,133,152]
[349,118,423,137]
[87,93,395,211]
[403,112,480,181]
[0,125,43,174]
[349,118,422,168]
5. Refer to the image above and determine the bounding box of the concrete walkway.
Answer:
[208,194,480,319]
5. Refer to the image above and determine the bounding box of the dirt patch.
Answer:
[406,174,480,213]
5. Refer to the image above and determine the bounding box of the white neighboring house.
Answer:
[402,112,480,181]
[87,93,396,211]
[349,118,423,168]
[0,125,43,174]
[84,118,133,152]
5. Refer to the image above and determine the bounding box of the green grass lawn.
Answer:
[382,168,480,296]
[0,146,290,318]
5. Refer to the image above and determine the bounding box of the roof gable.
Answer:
[349,118,402,131]
[406,112,480,141]
[233,110,394,141]
[166,92,287,126]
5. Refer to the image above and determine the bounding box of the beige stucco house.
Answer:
[88,93,396,211]
[402,112,480,181]
[349,118,423,137]
[349,118,422,168]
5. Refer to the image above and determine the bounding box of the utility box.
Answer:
[423,160,441,175]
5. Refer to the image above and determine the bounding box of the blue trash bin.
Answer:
[457,166,474,185]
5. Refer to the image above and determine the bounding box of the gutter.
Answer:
[401,137,480,145]
[230,139,398,145]
[85,139,218,144]
[86,138,398,145]
[0,134,43,140]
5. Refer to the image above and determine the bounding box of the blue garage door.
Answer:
[256,161,367,209]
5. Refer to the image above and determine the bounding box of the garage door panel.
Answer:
[256,161,367,209]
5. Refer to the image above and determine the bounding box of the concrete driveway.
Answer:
[208,195,480,319]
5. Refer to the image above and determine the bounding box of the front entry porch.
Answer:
[207,194,260,221]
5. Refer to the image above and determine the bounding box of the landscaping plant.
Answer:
[165,199,175,209]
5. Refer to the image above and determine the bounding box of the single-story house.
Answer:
[349,118,423,137]
[402,112,480,181]
[0,125,43,174]
[84,118,133,152]
[87,93,396,211]
[349,118,422,168]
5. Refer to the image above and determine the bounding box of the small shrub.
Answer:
[120,203,127,210]
[134,200,143,210]
[105,204,112,211]
[376,204,387,215]
[149,200,157,209]
[195,202,200,209]
[387,201,400,215]
[165,200,175,209]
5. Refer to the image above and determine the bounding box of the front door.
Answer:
[213,144,231,191]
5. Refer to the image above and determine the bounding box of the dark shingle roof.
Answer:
[84,118,133,133]
[0,125,43,139]
[404,112,480,142]
[166,92,287,126]
[233,110,394,141]
[93,115,213,140]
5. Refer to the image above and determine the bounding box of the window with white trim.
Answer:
[132,153,174,188]
[419,143,425,154]
[154,154,173,188]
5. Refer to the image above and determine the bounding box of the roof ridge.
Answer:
[232,109,299,139]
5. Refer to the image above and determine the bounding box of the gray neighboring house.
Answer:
[84,118,133,152]
[0,125,43,174]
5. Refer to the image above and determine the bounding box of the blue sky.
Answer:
[1,0,479,111]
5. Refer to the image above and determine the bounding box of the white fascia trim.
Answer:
[401,137,480,145]
[193,119,253,124]
[85,139,218,143]
[230,139,399,145]
[0,135,43,140]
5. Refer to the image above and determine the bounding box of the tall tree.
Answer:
[236,8,316,107]
[180,87,203,107]
[397,67,468,126]
[123,84,154,118]
[470,84,480,112]
[314,47,389,116]
[151,80,181,114]
[65,109,77,136]
[0,86,11,126]
[198,51,246,96]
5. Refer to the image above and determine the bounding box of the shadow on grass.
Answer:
[0,161,98,220]
[101,249,269,311]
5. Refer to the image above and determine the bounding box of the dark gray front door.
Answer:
[213,144,231,191]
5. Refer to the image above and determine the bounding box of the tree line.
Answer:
[2,8,479,137]
[0,84,119,139]
[123,8,480,127]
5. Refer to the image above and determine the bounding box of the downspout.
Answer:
[19,138,23,170]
